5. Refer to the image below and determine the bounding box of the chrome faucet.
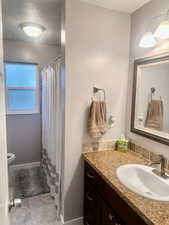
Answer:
[148,154,167,178]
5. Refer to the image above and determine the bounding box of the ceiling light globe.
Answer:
[20,23,45,38]
[139,32,157,48]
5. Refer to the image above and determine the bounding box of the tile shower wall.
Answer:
[41,149,60,214]
[41,149,59,193]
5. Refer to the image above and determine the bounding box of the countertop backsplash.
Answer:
[83,139,169,171]
[82,139,116,152]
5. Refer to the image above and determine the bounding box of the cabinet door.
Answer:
[101,199,125,225]
[84,181,98,225]
[85,162,98,186]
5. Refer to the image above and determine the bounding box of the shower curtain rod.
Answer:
[52,54,62,62]
[42,56,61,68]
[42,54,63,70]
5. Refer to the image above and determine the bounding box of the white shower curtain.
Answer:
[41,61,62,218]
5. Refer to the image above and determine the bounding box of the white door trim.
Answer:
[0,116,9,225]
[0,0,9,224]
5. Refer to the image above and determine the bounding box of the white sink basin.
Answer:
[7,153,16,165]
[116,164,169,201]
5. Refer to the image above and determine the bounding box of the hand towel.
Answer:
[88,100,107,138]
[145,100,163,131]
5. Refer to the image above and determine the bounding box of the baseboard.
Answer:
[10,161,40,170]
[60,215,64,224]
[60,215,83,225]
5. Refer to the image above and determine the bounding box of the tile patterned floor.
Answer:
[9,194,61,225]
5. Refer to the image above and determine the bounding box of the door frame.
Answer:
[0,0,9,223]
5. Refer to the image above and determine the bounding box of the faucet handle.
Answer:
[152,154,164,163]
[158,154,164,159]
[148,154,164,166]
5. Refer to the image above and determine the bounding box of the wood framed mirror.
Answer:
[131,55,169,145]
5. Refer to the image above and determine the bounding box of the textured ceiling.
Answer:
[81,0,151,13]
[2,0,61,45]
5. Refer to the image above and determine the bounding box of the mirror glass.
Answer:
[132,56,169,144]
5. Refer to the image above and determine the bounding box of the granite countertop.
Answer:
[83,150,169,225]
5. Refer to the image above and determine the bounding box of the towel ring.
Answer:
[151,87,155,101]
[150,87,162,101]
[93,87,106,101]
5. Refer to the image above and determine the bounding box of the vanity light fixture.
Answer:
[154,21,169,39]
[139,32,157,48]
[20,23,46,38]
[154,10,169,40]
[139,10,169,48]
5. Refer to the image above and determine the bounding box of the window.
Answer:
[5,62,39,114]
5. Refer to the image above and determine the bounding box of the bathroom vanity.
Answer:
[83,150,169,225]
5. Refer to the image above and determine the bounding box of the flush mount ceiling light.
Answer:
[139,32,157,48]
[20,23,46,38]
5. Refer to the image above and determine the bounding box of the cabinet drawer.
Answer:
[84,161,149,225]
[85,162,98,186]
[84,182,98,225]
[98,176,148,225]
[84,182,97,208]
[102,200,125,225]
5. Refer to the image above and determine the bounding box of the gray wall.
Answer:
[4,39,59,164]
[126,0,169,159]
[6,114,41,164]
[63,0,130,221]
[4,40,60,65]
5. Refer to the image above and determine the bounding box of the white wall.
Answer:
[3,39,59,164]
[63,0,130,221]
[126,0,169,159]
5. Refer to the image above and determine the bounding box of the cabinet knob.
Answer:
[86,193,94,201]
[108,213,115,221]
[86,172,95,179]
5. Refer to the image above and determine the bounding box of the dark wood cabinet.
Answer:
[101,199,124,225]
[84,182,98,225]
[84,163,99,225]
[84,161,148,225]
